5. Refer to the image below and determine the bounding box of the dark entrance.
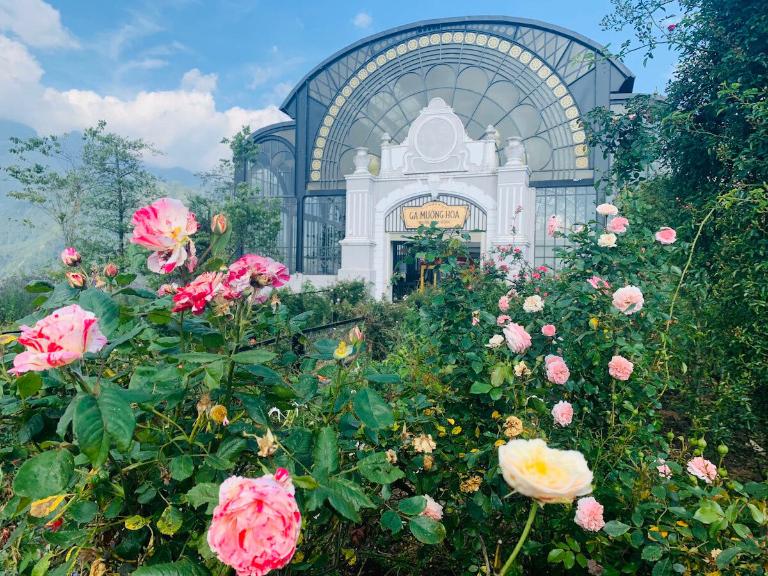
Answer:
[391,240,482,300]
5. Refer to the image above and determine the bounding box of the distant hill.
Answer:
[0,120,201,279]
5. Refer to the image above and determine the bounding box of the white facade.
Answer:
[323,98,535,299]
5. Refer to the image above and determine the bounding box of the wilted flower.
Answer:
[66,271,86,289]
[551,401,574,426]
[333,341,352,360]
[655,227,677,245]
[687,456,717,483]
[421,495,443,520]
[503,416,524,438]
[657,462,672,479]
[486,334,505,348]
[60,247,81,266]
[413,434,436,454]
[209,404,229,426]
[196,393,212,416]
[207,469,301,576]
[257,429,278,457]
[597,233,617,248]
[10,304,107,375]
[523,295,544,313]
[103,263,118,278]
[423,454,434,470]
[211,213,228,234]
[385,449,398,464]
[471,310,480,326]
[130,198,199,274]
[612,285,644,315]
[496,314,511,326]
[157,283,179,297]
[587,559,604,575]
[514,361,531,377]
[497,439,593,503]
[503,323,532,354]
[459,475,482,493]
[589,317,600,330]
[596,203,618,216]
[172,272,225,315]
[574,497,605,531]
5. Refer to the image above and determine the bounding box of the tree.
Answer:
[192,126,281,260]
[81,121,159,257]
[4,132,87,247]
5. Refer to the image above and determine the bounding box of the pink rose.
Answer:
[547,214,562,237]
[596,203,618,216]
[225,254,290,298]
[687,457,717,484]
[667,23,677,31]
[130,197,199,274]
[172,272,224,315]
[545,354,570,385]
[498,295,510,312]
[497,314,511,326]
[657,462,672,479]
[60,247,81,266]
[103,263,119,278]
[207,469,301,576]
[421,495,443,520]
[586,276,611,291]
[574,497,605,532]
[157,283,179,297]
[655,227,677,245]
[551,401,573,426]
[503,322,532,354]
[606,216,629,234]
[608,355,634,381]
[612,285,644,315]
[541,324,556,337]
[11,304,107,375]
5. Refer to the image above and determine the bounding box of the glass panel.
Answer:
[303,196,345,274]
[534,186,597,268]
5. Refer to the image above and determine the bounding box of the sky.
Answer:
[0,0,677,173]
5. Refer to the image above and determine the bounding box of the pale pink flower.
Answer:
[225,254,290,298]
[655,227,677,245]
[130,198,199,274]
[207,469,301,576]
[596,203,618,216]
[11,304,107,375]
[172,272,224,315]
[574,497,605,532]
[597,233,617,248]
[612,285,644,315]
[657,462,672,479]
[551,401,573,426]
[497,314,511,326]
[541,324,556,337]
[545,354,570,385]
[498,295,510,312]
[608,355,634,381]
[486,334,505,348]
[523,295,544,313]
[587,275,611,291]
[607,216,629,234]
[687,457,717,484]
[547,214,562,237]
[421,495,443,521]
[60,247,81,266]
[503,323,532,354]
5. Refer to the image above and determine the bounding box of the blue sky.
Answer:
[0,0,677,171]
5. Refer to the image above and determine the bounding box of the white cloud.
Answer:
[352,11,372,29]
[0,35,289,172]
[0,0,79,49]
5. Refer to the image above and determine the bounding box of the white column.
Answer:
[494,137,535,264]
[338,148,377,288]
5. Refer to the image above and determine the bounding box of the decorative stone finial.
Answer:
[380,132,392,145]
[483,124,497,141]
[504,137,526,167]
[353,147,370,174]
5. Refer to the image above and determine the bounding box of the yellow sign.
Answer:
[402,201,469,229]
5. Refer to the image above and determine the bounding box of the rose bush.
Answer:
[0,196,765,576]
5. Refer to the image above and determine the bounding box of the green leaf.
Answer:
[30,553,51,576]
[715,546,742,569]
[326,477,375,522]
[747,503,766,525]
[25,280,54,293]
[176,352,224,364]
[364,373,401,384]
[641,545,664,562]
[469,381,492,394]
[381,510,403,534]
[16,372,42,399]
[132,558,210,576]
[358,452,405,484]
[312,426,339,476]
[157,506,183,536]
[186,483,219,513]
[232,349,277,364]
[693,500,724,524]
[168,455,194,481]
[603,520,631,537]
[651,557,673,576]
[78,288,120,337]
[98,387,135,452]
[236,393,269,426]
[353,388,394,430]
[292,475,319,490]
[13,449,74,499]
[408,516,446,544]
[547,549,566,563]
[398,496,427,516]
[74,395,109,466]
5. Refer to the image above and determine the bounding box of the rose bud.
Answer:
[104,263,119,278]
[61,247,81,266]
[66,272,86,289]
[211,213,228,235]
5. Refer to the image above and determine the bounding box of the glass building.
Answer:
[243,16,636,294]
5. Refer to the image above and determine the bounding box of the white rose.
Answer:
[596,203,618,216]
[498,439,594,503]
[486,334,505,348]
[597,233,617,248]
[523,295,544,313]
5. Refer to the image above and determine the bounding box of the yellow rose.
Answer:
[497,439,593,504]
